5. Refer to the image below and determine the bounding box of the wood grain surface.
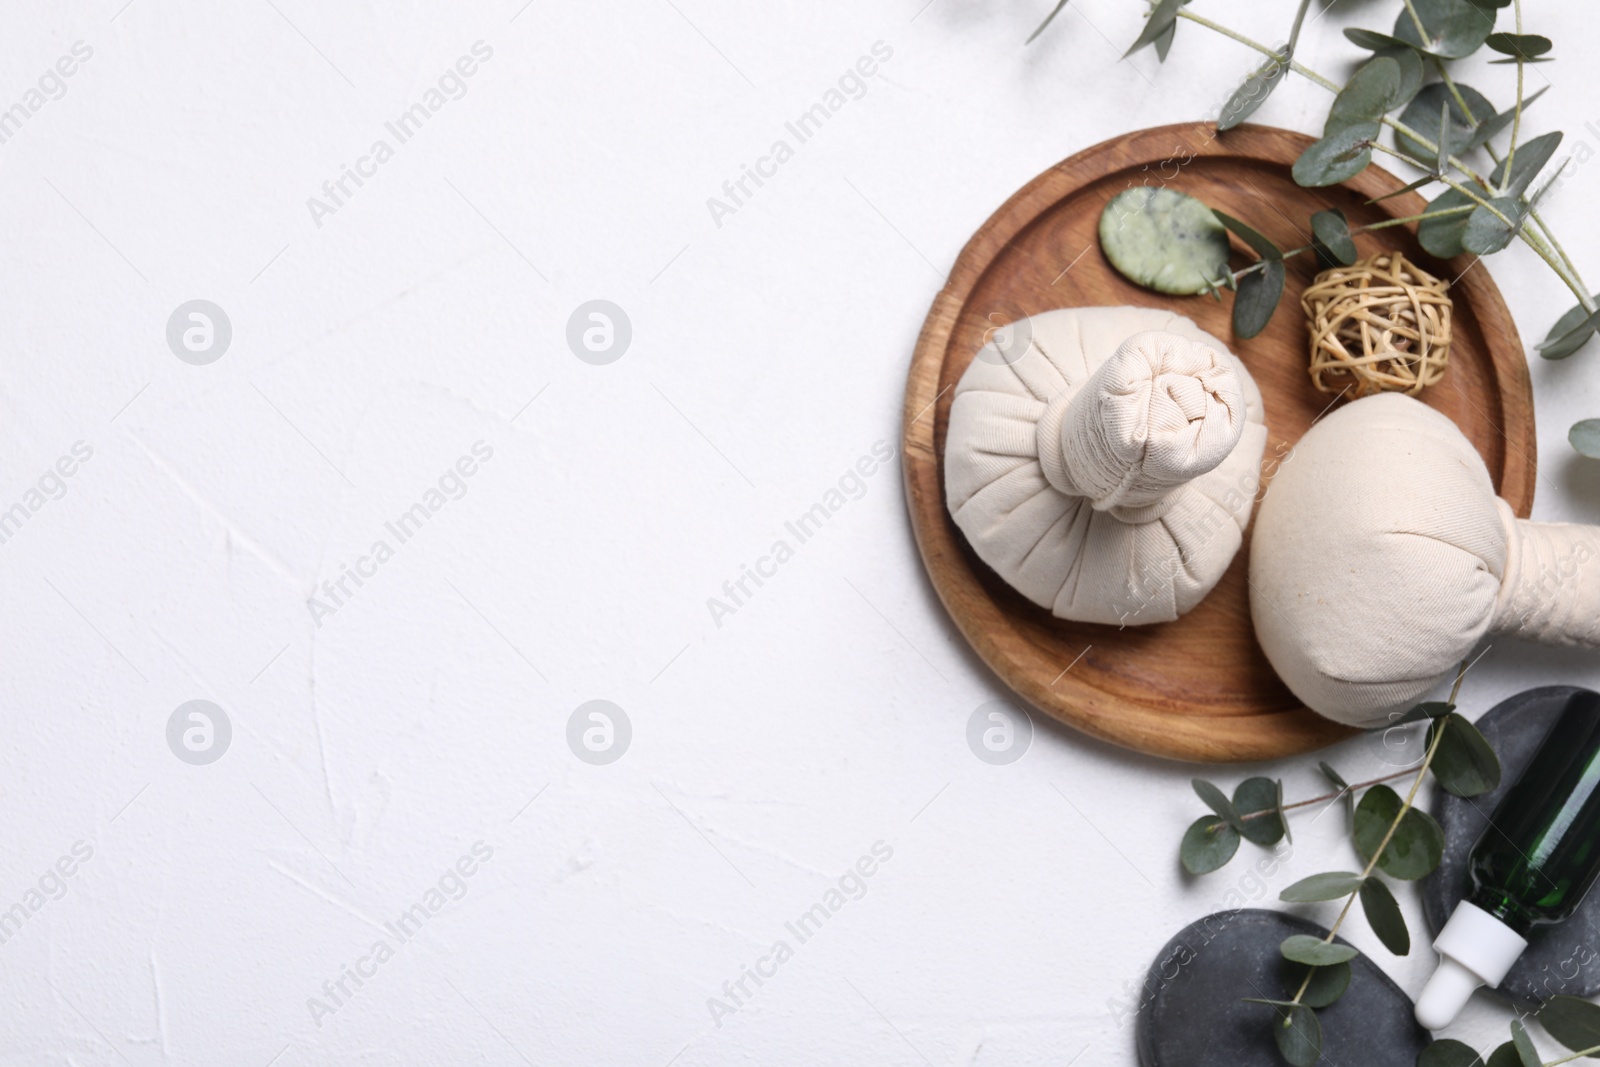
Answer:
[901,122,1536,763]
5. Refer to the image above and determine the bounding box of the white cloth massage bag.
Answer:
[944,306,1269,626]
[1251,393,1600,727]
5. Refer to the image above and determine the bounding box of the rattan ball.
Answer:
[1301,251,1453,397]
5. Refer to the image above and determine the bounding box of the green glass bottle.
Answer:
[1417,691,1600,1030]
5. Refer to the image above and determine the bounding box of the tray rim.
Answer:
[900,120,1537,763]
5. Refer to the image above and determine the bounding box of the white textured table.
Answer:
[3,1,1598,1063]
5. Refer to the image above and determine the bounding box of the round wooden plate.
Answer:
[902,122,1536,763]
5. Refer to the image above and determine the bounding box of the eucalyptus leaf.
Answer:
[1213,210,1283,259]
[1233,259,1285,339]
[1420,1039,1487,1067]
[1486,32,1552,59]
[1025,0,1070,44]
[1280,935,1358,966]
[1490,130,1563,198]
[1359,878,1410,955]
[1273,1002,1323,1067]
[1154,18,1177,61]
[1464,107,1517,152]
[1341,31,1425,104]
[1126,0,1185,57]
[1373,705,1427,728]
[1486,1042,1523,1067]
[1218,53,1292,132]
[1293,121,1379,187]
[1298,962,1352,1009]
[1319,761,1356,825]
[1530,160,1569,212]
[1328,55,1402,129]
[1311,209,1358,267]
[1434,101,1454,174]
[1344,28,1413,52]
[1464,87,1548,152]
[1418,186,1479,259]
[1537,994,1600,1056]
[1393,0,1495,59]
[1397,82,1494,164]
[1429,713,1502,797]
[1234,776,1287,845]
[1354,784,1445,880]
[1181,815,1240,874]
[1539,299,1600,360]
[1192,777,1245,829]
[1280,871,1365,902]
[1510,1019,1541,1067]
[1570,419,1600,459]
[1378,45,1426,109]
[1368,174,1436,206]
[1462,195,1525,255]
[1388,700,1456,722]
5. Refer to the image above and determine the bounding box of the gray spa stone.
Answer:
[1136,909,1429,1066]
[1424,686,1600,1005]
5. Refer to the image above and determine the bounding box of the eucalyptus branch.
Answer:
[1224,204,1475,285]
[1174,7,1598,315]
[1427,57,1588,298]
[1286,719,1449,1005]
[1203,767,1417,833]
[1282,661,1468,1009]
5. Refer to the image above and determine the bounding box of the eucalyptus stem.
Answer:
[1401,0,1430,42]
[1506,0,1525,185]
[1282,661,1469,1008]
[1175,9,1339,92]
[1547,1044,1600,1067]
[1432,59,1480,139]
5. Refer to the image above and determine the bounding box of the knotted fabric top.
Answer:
[945,306,1268,626]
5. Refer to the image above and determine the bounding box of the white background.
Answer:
[3,0,1599,1063]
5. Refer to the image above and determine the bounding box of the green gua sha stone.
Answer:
[1099,187,1229,295]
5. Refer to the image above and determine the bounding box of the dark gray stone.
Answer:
[1136,909,1429,1066]
[1424,686,1600,1005]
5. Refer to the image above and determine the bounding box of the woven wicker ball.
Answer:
[1301,251,1453,397]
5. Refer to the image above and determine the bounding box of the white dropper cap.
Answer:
[1415,900,1529,1031]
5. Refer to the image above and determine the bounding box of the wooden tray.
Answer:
[902,122,1536,763]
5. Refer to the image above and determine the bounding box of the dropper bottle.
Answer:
[1417,691,1600,1030]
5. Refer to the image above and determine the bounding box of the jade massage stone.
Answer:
[1136,909,1428,1066]
[1424,686,1600,1004]
[1099,187,1229,295]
